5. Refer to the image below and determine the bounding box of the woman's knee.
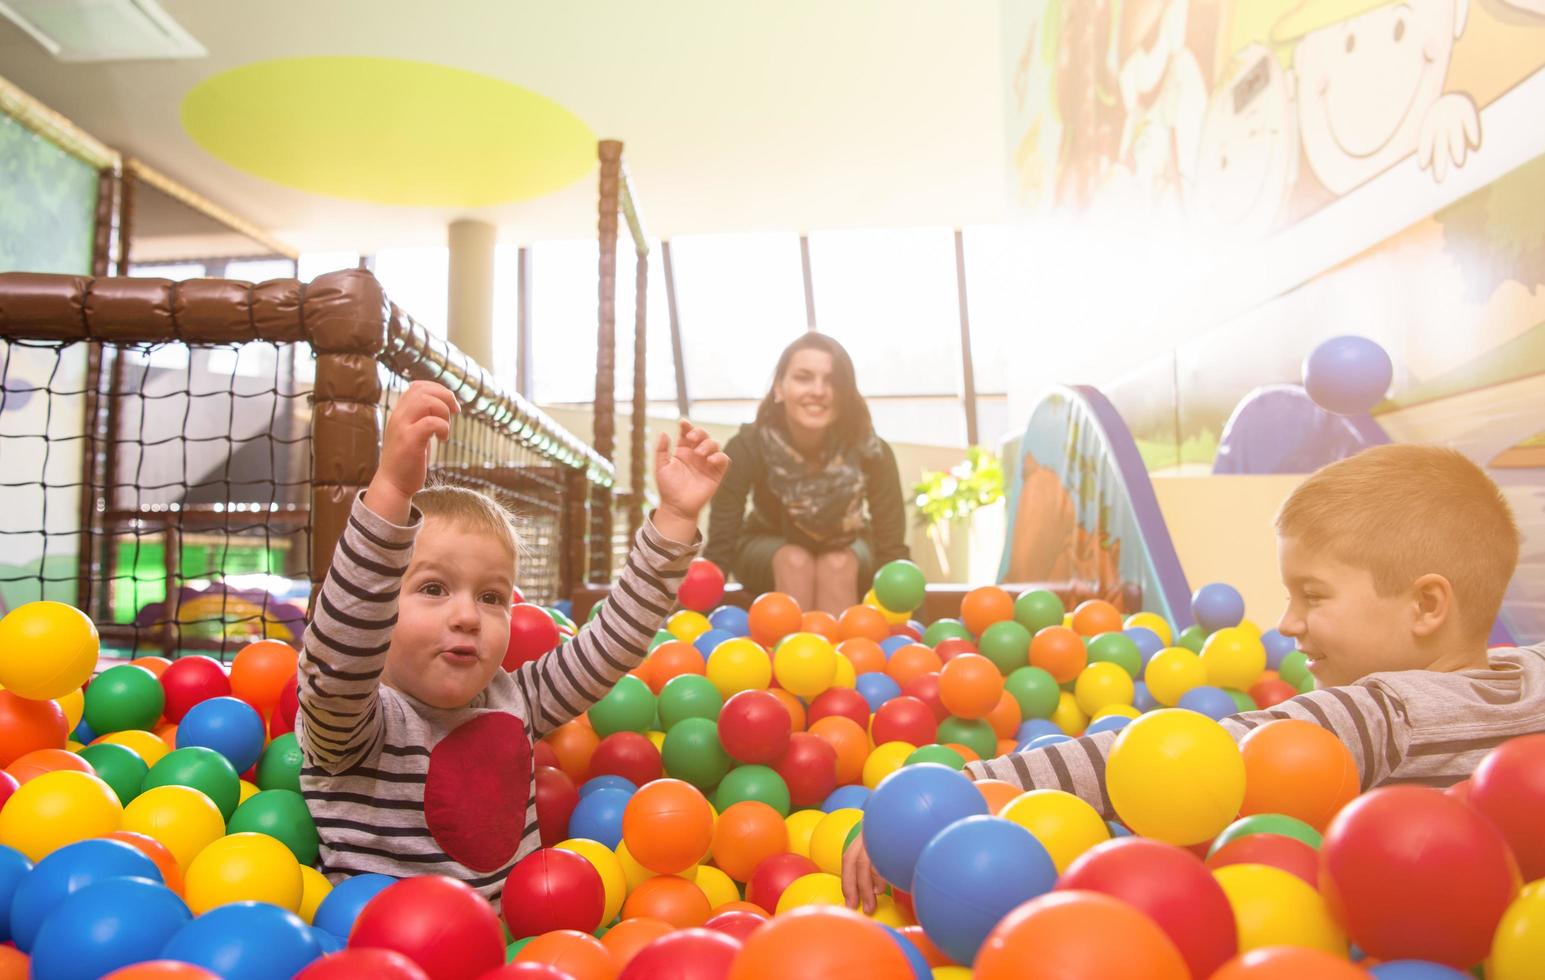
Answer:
[815,549,859,575]
[772,544,815,576]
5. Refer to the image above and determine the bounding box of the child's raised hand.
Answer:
[652,419,730,540]
[366,381,458,523]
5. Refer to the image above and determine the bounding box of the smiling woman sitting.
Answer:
[704,334,910,614]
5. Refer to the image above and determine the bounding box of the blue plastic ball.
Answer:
[312,873,396,939]
[1303,335,1392,416]
[1369,962,1473,980]
[311,925,345,954]
[30,876,190,980]
[1123,628,1164,674]
[861,764,987,890]
[568,786,630,849]
[0,845,32,943]
[855,672,903,712]
[161,901,322,980]
[694,628,737,659]
[1086,715,1131,735]
[71,717,96,744]
[1190,583,1245,633]
[708,605,750,637]
[1107,820,1133,837]
[1178,685,1238,720]
[1261,629,1297,670]
[881,923,933,980]
[10,838,162,952]
[1015,718,1061,743]
[1132,680,1159,713]
[912,815,1059,964]
[1025,734,1073,751]
[578,775,638,799]
[822,784,872,812]
[176,696,267,773]
[880,635,912,658]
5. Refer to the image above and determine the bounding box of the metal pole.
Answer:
[661,241,690,418]
[800,234,817,332]
[516,246,534,399]
[954,230,980,446]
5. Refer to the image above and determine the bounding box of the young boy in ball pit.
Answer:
[297,380,728,898]
[845,444,1545,911]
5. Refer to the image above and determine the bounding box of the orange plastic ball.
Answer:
[5,748,91,784]
[622,874,712,928]
[975,890,1190,980]
[0,945,25,980]
[228,640,298,717]
[975,779,1024,815]
[837,605,890,644]
[801,612,842,643]
[1239,720,1360,832]
[515,929,615,980]
[896,925,953,967]
[942,743,981,764]
[1029,627,1088,684]
[886,644,942,687]
[544,720,601,784]
[836,638,886,676]
[938,654,1006,720]
[749,593,803,647]
[713,901,769,918]
[623,778,714,875]
[155,723,178,747]
[134,657,173,679]
[725,906,915,980]
[768,688,806,733]
[600,916,674,972]
[101,962,218,980]
[1209,946,1368,979]
[0,691,67,767]
[711,800,790,882]
[106,829,185,895]
[1071,600,1124,638]
[997,737,1018,756]
[645,641,707,694]
[808,716,870,786]
[960,586,1015,636]
[986,691,1023,739]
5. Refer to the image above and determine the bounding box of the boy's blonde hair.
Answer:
[1275,444,1518,638]
[412,482,520,568]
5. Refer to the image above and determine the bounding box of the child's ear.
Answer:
[1410,573,1454,638]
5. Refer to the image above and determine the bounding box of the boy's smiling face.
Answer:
[383,518,515,709]
[1275,534,1429,687]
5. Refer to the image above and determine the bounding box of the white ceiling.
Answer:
[0,0,1012,252]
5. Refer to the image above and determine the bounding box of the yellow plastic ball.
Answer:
[297,865,332,924]
[645,730,666,753]
[863,590,911,625]
[1122,612,1173,647]
[694,863,740,910]
[667,610,712,643]
[1236,619,1262,639]
[54,687,85,732]
[0,601,99,701]
[1050,691,1088,736]
[832,654,856,690]
[558,837,627,925]
[65,740,84,753]
[809,808,865,876]
[1000,789,1110,873]
[784,808,826,858]
[773,632,838,699]
[237,780,261,805]
[1074,662,1134,717]
[775,872,846,913]
[1491,883,1545,980]
[0,770,122,861]
[866,893,908,927]
[1145,648,1207,707]
[934,968,973,980]
[615,840,657,890]
[93,729,169,768]
[863,741,916,789]
[1200,626,1267,690]
[1093,704,1141,721]
[1213,863,1346,955]
[122,784,226,871]
[1107,709,1245,845]
[705,638,772,698]
[185,831,303,914]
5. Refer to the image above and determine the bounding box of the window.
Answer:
[224,258,295,283]
[373,247,448,338]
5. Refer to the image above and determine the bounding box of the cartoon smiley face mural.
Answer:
[1278,0,1480,194]
[1193,44,1300,239]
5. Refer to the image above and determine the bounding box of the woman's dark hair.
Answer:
[754,333,874,450]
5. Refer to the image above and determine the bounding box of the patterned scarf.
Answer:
[758,421,883,547]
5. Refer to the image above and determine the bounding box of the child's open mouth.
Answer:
[441,646,480,666]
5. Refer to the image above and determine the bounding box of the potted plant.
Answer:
[911,446,1005,582]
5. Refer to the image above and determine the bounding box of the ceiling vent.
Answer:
[0,0,205,62]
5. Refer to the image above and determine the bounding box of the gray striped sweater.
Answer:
[965,643,1545,814]
[297,493,695,898]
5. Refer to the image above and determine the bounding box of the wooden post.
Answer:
[594,141,622,582]
[629,248,648,544]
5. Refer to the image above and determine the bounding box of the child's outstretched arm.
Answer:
[510,420,729,738]
[297,381,457,773]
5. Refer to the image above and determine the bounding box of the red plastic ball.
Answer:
[890,623,924,642]
[704,910,767,942]
[746,852,819,913]
[1246,678,1296,710]
[718,690,792,765]
[1444,778,1471,803]
[806,688,870,731]
[775,732,839,808]
[1320,785,1520,968]
[618,928,741,980]
[159,656,232,724]
[1058,837,1237,979]
[480,964,576,980]
[349,875,505,980]
[934,637,978,662]
[501,848,606,939]
[589,732,664,786]
[533,741,560,770]
[900,673,949,723]
[269,674,300,739]
[1205,833,1320,888]
[534,765,579,847]
[870,696,936,746]
[678,560,727,613]
[295,949,430,980]
[0,770,18,811]
[0,691,66,767]
[504,604,560,672]
[1468,733,1545,881]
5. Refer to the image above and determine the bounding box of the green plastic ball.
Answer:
[76,742,149,805]
[904,744,965,770]
[657,675,723,729]
[548,607,577,631]
[1209,813,1323,854]
[1005,666,1060,720]
[844,819,864,851]
[1294,673,1316,694]
[713,764,790,816]
[1086,632,1143,679]
[1278,651,1311,688]
[1014,589,1065,634]
[1224,688,1258,713]
[507,938,533,962]
[83,664,165,734]
[872,560,926,613]
[922,619,973,647]
[589,675,657,738]
[936,717,996,760]
[257,731,304,793]
[227,788,320,865]
[648,629,674,650]
[978,621,1032,675]
[661,717,733,789]
[587,600,606,623]
[142,745,240,821]
[1176,625,1209,654]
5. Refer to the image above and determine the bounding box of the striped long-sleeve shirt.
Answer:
[965,643,1545,816]
[296,493,696,899]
